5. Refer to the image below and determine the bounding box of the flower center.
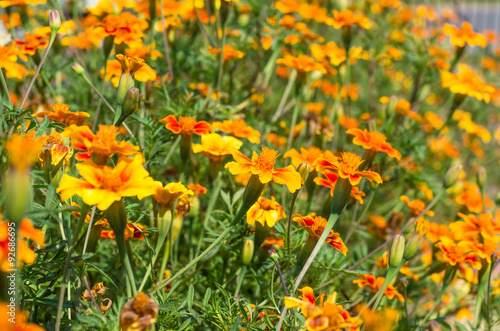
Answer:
[100,169,124,192]
[254,147,278,172]
[179,117,197,135]
[339,152,363,174]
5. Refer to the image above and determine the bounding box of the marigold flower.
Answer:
[283,146,323,168]
[451,213,500,242]
[276,54,326,74]
[225,147,302,193]
[152,182,194,211]
[56,155,155,211]
[359,306,398,331]
[442,22,487,48]
[314,171,366,204]
[441,65,496,104]
[96,12,148,46]
[0,218,44,272]
[0,44,27,79]
[5,132,45,171]
[353,274,405,302]
[116,54,145,76]
[315,152,382,186]
[212,119,261,144]
[293,214,347,255]
[38,132,73,169]
[63,124,140,163]
[435,236,481,269]
[455,181,493,213]
[346,128,402,160]
[400,195,434,217]
[102,58,157,87]
[14,33,48,56]
[329,9,371,30]
[246,196,285,228]
[102,222,148,241]
[160,115,212,136]
[33,103,90,126]
[207,45,245,62]
[0,302,45,330]
[192,133,243,163]
[120,292,158,331]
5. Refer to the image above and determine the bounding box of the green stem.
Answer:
[372,263,403,311]
[287,192,299,256]
[115,232,137,295]
[421,266,457,327]
[234,265,247,298]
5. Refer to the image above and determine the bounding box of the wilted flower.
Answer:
[119,292,158,331]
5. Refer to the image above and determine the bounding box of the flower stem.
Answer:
[372,263,403,311]
[421,266,457,327]
[234,265,247,299]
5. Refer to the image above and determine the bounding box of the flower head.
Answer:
[315,152,382,186]
[38,132,73,169]
[152,182,194,210]
[346,128,402,160]
[212,119,261,143]
[14,33,48,56]
[443,22,487,48]
[33,104,90,126]
[207,45,245,62]
[353,274,405,302]
[120,292,158,331]
[283,146,323,168]
[5,132,45,171]
[329,9,371,30]
[435,236,481,269]
[192,133,243,163]
[116,54,145,76]
[400,195,434,217]
[225,147,303,193]
[56,155,155,210]
[160,115,212,136]
[441,65,496,103]
[276,54,326,74]
[246,196,286,228]
[293,214,347,255]
[314,171,366,204]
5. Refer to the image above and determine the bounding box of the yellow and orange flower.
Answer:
[14,33,48,56]
[152,182,194,211]
[442,22,487,48]
[276,54,326,75]
[212,119,261,144]
[0,302,45,330]
[102,58,157,87]
[246,196,286,228]
[315,152,383,186]
[400,195,434,217]
[314,171,366,204]
[435,236,481,269]
[5,132,45,171]
[63,125,140,163]
[293,214,348,255]
[451,213,500,242]
[192,133,243,163]
[283,146,323,168]
[346,128,402,160]
[353,274,405,302]
[225,147,302,193]
[38,132,73,169]
[33,104,90,126]
[441,65,496,104]
[56,155,156,211]
[455,181,493,213]
[102,222,148,241]
[328,9,371,30]
[207,45,245,62]
[160,115,212,136]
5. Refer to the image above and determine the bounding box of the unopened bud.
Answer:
[3,168,32,224]
[389,234,405,268]
[476,166,486,190]
[241,175,266,211]
[443,163,462,188]
[49,10,61,32]
[268,248,279,261]
[114,87,139,126]
[427,321,441,331]
[297,162,311,184]
[404,233,423,260]
[72,62,84,75]
[117,73,134,106]
[242,239,254,265]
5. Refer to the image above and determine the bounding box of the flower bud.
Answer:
[49,10,61,32]
[3,168,32,224]
[241,175,266,210]
[268,248,279,261]
[296,162,311,184]
[389,234,405,268]
[403,233,424,260]
[114,87,139,126]
[72,62,85,75]
[476,166,486,191]
[242,239,254,265]
[117,73,135,106]
[443,163,462,188]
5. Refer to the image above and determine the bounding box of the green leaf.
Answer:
[187,284,194,311]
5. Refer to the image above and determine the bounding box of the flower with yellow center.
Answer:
[346,128,402,161]
[33,103,90,126]
[116,54,145,76]
[283,146,323,168]
[225,147,302,193]
[315,152,382,186]
[314,171,366,204]
[152,182,194,215]
[353,274,405,302]
[276,54,326,75]
[328,9,371,30]
[246,196,286,228]
[435,236,481,269]
[293,214,348,255]
[56,155,156,211]
[192,133,243,163]
[160,115,213,136]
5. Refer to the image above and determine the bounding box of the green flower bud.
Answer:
[404,233,424,260]
[49,10,61,32]
[3,168,32,224]
[296,162,311,184]
[389,234,405,268]
[117,73,134,106]
[72,62,84,75]
[476,166,486,191]
[242,239,254,265]
[114,87,139,126]
[443,163,462,188]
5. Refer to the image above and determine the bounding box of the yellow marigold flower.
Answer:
[246,196,285,228]
[451,213,500,242]
[5,132,44,171]
[96,12,148,46]
[160,115,212,136]
[455,181,493,213]
[207,45,245,62]
[120,292,158,331]
[63,124,140,163]
[152,182,194,210]
[56,155,155,211]
[192,133,243,163]
[400,195,434,217]
[441,65,496,104]
[359,306,398,331]
[435,236,481,269]
[283,146,323,168]
[315,152,382,186]
[212,119,261,144]
[116,54,145,76]
[329,9,371,30]
[346,128,402,160]
[38,132,73,169]
[442,22,487,48]
[453,110,491,143]
[276,54,326,74]
[33,103,90,126]
[225,147,303,193]
[102,58,157,87]
[285,291,361,331]
[353,274,405,302]
[293,214,348,256]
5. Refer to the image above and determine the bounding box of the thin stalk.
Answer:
[115,232,137,295]
[92,63,108,132]
[286,192,299,255]
[345,191,375,244]
[0,67,12,102]
[234,265,247,298]
[81,206,96,254]
[371,264,402,311]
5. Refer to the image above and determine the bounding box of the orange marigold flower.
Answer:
[315,152,383,186]
[455,181,493,213]
[96,12,148,46]
[212,119,261,144]
[152,182,194,210]
[0,302,45,330]
[329,9,371,30]
[160,115,212,136]
[426,222,450,243]
[225,147,303,193]
[441,65,496,104]
[33,103,90,126]
[353,274,405,302]
[293,214,348,255]
[192,133,243,163]
[314,171,366,204]
[400,195,434,217]
[276,54,326,74]
[14,33,48,56]
[102,222,148,241]
[346,128,402,160]
[63,125,140,163]
[442,22,487,48]
[38,132,73,169]
[246,196,286,228]
[283,146,323,168]
[116,54,146,76]
[207,45,245,62]
[435,236,481,269]
[5,132,45,171]
[102,58,157,87]
[56,155,155,211]
[451,213,500,242]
